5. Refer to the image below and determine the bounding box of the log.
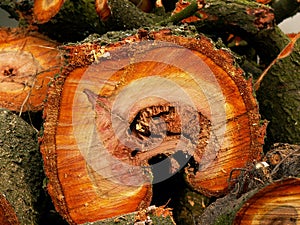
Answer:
[256,35,300,144]
[175,0,299,144]
[82,205,176,225]
[0,27,61,112]
[198,143,300,225]
[0,193,20,225]
[1,0,282,45]
[233,178,300,225]
[41,26,265,224]
[33,0,65,24]
[0,108,44,225]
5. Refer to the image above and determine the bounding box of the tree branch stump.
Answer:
[41,26,265,224]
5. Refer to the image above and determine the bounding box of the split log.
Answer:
[0,27,61,112]
[233,178,300,225]
[0,108,44,225]
[41,26,265,224]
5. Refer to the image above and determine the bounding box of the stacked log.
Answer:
[41,26,265,224]
[0,27,61,112]
[0,0,299,224]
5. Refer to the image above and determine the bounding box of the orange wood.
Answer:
[41,28,265,223]
[33,0,65,23]
[234,178,300,225]
[0,27,61,112]
[0,194,19,225]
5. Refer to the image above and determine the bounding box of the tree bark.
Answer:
[1,0,287,47]
[270,0,300,24]
[41,26,265,224]
[256,35,300,144]
[0,27,61,112]
[0,108,44,225]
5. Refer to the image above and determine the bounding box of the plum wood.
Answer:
[0,27,61,112]
[33,0,65,23]
[0,194,19,225]
[234,178,300,225]
[41,28,265,224]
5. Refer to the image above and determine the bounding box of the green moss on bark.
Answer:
[257,38,300,144]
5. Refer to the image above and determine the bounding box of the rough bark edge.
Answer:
[41,72,72,224]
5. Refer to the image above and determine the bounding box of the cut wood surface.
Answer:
[233,178,300,225]
[0,27,61,112]
[41,26,265,224]
[33,0,65,24]
[83,205,176,225]
[0,193,19,225]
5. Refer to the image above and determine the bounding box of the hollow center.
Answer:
[148,152,188,207]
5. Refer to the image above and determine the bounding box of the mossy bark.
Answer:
[256,37,300,144]
[1,0,289,47]
[37,0,105,42]
[0,109,44,225]
[270,0,300,24]
[198,190,258,225]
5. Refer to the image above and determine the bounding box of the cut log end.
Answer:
[234,178,300,225]
[42,27,265,223]
[33,0,65,24]
[0,194,19,225]
[0,27,61,112]
[95,0,112,21]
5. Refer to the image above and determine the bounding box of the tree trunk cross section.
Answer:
[41,27,265,224]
